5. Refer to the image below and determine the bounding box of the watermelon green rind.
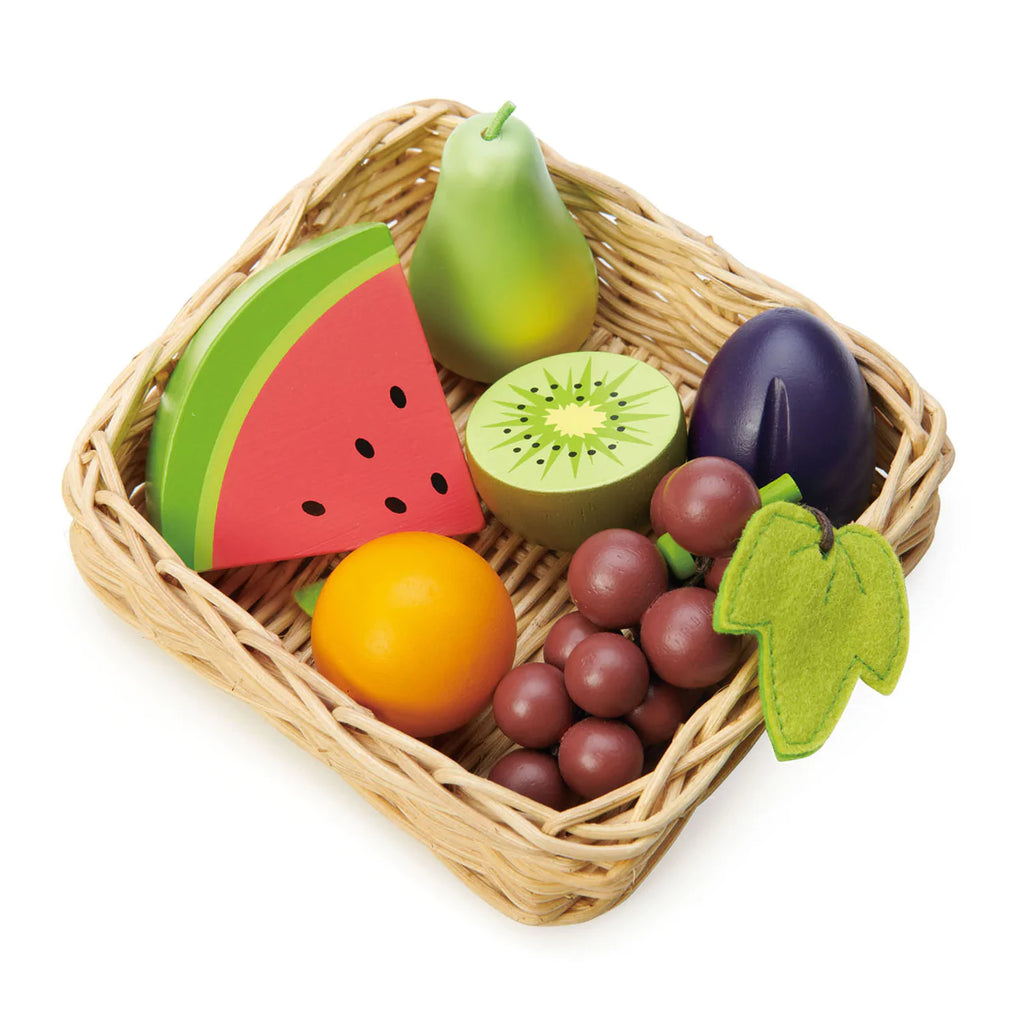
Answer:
[147,224,395,569]
[149,225,387,524]
[193,248,395,569]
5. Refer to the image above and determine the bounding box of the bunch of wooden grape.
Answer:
[489,458,764,808]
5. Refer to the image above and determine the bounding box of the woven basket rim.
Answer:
[62,98,955,923]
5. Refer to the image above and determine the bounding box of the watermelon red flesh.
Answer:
[210,264,483,569]
[148,225,393,568]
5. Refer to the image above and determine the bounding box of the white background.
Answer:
[4,3,1021,1021]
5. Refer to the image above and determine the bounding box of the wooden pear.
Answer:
[409,103,598,383]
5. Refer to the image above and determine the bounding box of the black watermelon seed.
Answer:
[617,426,625,432]
[301,500,325,516]
[531,442,540,448]
[384,497,407,514]
[430,472,448,494]
[390,386,407,408]
[618,401,627,406]
[354,438,374,458]
[569,451,578,457]
[587,449,596,456]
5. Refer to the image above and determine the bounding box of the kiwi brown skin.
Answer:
[466,352,687,551]
[470,444,685,550]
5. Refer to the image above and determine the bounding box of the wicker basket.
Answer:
[63,99,954,925]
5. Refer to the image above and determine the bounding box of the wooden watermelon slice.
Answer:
[146,223,484,571]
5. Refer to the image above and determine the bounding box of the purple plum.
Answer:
[689,307,875,525]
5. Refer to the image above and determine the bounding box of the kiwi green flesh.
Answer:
[466,352,687,550]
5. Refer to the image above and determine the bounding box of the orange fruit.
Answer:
[311,532,517,737]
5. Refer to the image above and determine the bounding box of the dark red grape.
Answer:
[629,682,714,747]
[625,680,689,746]
[492,663,575,749]
[661,457,761,559]
[702,554,732,593]
[679,685,716,717]
[543,611,603,669]
[489,750,570,810]
[564,632,649,718]
[558,718,644,799]
[650,466,682,537]
[640,588,742,688]
[568,529,668,628]
[643,741,670,773]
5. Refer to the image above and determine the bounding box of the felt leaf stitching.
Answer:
[713,503,909,760]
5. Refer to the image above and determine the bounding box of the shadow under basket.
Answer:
[63,99,954,925]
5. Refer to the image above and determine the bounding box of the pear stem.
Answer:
[481,101,516,140]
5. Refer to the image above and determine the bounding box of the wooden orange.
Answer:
[311,532,517,737]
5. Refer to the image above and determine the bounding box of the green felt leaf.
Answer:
[713,503,909,760]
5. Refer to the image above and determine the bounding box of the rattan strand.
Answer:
[63,99,954,925]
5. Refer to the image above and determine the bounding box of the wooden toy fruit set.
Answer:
[63,99,953,925]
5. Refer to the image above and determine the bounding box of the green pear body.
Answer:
[409,112,598,383]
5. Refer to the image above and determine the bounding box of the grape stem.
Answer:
[758,473,801,506]
[657,472,804,581]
